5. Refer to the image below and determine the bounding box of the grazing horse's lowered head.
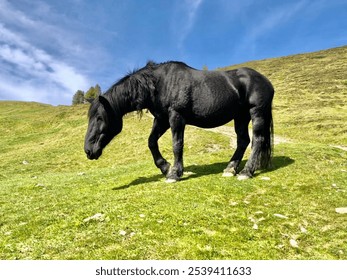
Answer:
[84,95,123,160]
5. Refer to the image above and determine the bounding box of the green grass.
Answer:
[1,46,347,260]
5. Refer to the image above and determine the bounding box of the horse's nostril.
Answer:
[85,149,91,157]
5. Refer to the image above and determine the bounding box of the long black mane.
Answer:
[103,62,157,115]
[102,61,192,116]
[88,62,157,119]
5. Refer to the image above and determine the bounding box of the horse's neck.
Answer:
[110,86,147,116]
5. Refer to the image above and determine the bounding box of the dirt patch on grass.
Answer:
[204,126,291,148]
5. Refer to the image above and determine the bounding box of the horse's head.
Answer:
[84,95,122,160]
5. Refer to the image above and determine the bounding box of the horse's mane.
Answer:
[106,60,190,92]
[94,60,191,117]
[103,61,158,116]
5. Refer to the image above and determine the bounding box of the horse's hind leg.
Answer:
[223,115,250,177]
[148,118,171,176]
[238,106,273,180]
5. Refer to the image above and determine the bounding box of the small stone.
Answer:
[274,213,288,219]
[129,232,136,237]
[335,207,347,214]
[157,219,164,224]
[260,176,271,181]
[77,172,86,176]
[83,213,105,222]
[300,226,307,233]
[139,214,145,218]
[253,224,259,230]
[289,239,299,248]
[229,201,238,206]
[22,160,29,165]
[119,230,127,236]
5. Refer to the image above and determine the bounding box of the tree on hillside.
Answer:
[72,84,102,105]
[94,84,102,96]
[85,84,102,100]
[72,90,85,105]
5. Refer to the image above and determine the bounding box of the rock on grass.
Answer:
[289,239,299,248]
[83,213,105,223]
[335,207,347,214]
[274,213,288,219]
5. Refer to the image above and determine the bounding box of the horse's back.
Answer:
[153,63,273,128]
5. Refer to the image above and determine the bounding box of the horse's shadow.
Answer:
[112,156,294,190]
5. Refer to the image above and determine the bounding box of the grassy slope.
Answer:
[219,46,347,144]
[0,46,346,260]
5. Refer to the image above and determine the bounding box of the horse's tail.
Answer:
[258,101,274,169]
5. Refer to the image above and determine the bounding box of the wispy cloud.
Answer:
[247,0,307,41]
[174,0,203,48]
[230,0,308,62]
[0,0,91,105]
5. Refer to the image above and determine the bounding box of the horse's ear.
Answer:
[98,95,108,107]
[98,95,116,117]
[85,98,94,104]
[98,95,113,112]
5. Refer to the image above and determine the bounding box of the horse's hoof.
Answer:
[165,178,177,183]
[222,172,235,177]
[237,174,251,180]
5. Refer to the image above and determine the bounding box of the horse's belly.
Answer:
[186,96,237,128]
[186,112,234,128]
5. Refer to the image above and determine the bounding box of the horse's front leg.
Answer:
[166,110,186,182]
[148,118,171,175]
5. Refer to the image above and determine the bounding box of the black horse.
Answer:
[84,61,274,181]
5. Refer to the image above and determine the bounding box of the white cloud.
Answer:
[174,0,204,48]
[0,0,91,105]
[0,76,65,105]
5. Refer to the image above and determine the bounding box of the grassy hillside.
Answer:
[0,46,346,260]
[219,45,347,145]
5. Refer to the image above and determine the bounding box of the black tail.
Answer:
[259,102,274,169]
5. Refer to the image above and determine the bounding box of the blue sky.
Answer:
[0,0,346,105]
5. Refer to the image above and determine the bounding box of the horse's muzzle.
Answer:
[85,148,101,160]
